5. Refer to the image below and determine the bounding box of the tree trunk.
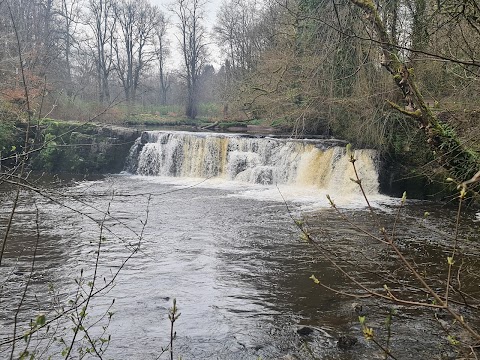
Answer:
[186,84,198,119]
[350,0,479,183]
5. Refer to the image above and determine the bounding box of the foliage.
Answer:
[29,119,137,174]
[0,116,18,154]
[0,103,25,173]
[213,0,480,187]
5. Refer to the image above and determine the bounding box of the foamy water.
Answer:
[125,131,390,209]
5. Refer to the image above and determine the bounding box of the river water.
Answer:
[1,132,479,359]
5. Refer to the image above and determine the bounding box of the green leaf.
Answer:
[447,256,454,265]
[36,314,46,326]
[294,219,303,227]
[447,335,459,346]
[346,143,352,156]
[300,233,310,242]
[309,274,320,284]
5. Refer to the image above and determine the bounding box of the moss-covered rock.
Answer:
[0,104,25,164]
[30,120,140,174]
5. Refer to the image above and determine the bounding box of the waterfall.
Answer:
[125,131,380,195]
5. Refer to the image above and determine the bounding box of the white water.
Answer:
[126,131,387,208]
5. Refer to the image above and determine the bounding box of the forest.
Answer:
[0,0,479,190]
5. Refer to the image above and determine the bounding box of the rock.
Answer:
[351,302,367,316]
[296,326,314,336]
[337,335,357,349]
[30,122,141,174]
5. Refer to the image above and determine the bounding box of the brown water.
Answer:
[0,175,479,359]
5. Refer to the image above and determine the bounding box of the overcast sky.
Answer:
[150,0,224,70]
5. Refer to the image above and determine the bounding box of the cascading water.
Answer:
[125,131,380,196]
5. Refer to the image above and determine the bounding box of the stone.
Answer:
[337,335,357,349]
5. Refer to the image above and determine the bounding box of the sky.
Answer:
[150,0,224,70]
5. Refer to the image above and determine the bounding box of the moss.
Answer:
[217,121,248,129]
[0,105,25,165]
[30,120,139,174]
[123,116,198,127]
[0,121,17,153]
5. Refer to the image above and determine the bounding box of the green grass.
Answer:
[123,115,198,127]
[270,117,289,127]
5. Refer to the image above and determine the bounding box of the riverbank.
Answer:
[0,117,462,200]
[3,119,140,174]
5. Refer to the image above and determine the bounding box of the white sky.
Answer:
[150,0,224,70]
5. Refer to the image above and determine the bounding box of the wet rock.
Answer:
[140,131,150,144]
[296,326,314,336]
[337,335,357,349]
[351,302,367,316]
[30,122,140,174]
[253,344,264,351]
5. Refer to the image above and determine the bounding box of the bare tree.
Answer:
[57,0,82,96]
[214,0,263,75]
[154,12,171,106]
[86,0,117,103]
[0,0,63,107]
[113,0,160,106]
[171,0,208,119]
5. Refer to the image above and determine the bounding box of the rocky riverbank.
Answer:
[21,120,140,174]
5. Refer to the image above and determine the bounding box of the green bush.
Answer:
[0,103,21,152]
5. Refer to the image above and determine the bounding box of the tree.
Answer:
[349,0,480,183]
[214,0,264,75]
[154,12,171,106]
[197,64,217,104]
[219,0,387,139]
[58,0,82,96]
[113,0,161,105]
[172,0,208,119]
[0,0,64,109]
[86,0,117,103]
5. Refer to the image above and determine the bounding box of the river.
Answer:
[0,131,479,359]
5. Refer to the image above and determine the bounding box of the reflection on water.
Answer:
[0,175,479,359]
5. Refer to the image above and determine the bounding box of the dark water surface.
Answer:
[0,175,479,359]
